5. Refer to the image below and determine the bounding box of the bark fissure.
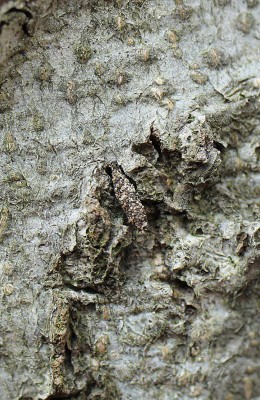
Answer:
[0,0,259,399]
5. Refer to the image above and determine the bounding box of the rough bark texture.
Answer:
[0,1,259,399]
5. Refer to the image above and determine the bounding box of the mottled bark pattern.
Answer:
[0,0,259,399]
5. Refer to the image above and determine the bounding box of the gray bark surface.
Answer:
[0,0,259,399]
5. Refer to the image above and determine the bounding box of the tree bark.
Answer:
[0,1,259,399]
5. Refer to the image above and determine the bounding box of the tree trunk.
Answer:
[0,1,259,399]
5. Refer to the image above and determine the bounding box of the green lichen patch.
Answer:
[0,205,10,242]
[74,43,92,64]
[190,71,209,85]
[32,113,45,132]
[203,47,227,69]
[37,61,54,82]
[94,62,106,77]
[65,80,77,105]
[172,43,183,59]
[3,132,17,153]
[174,5,193,20]
[166,29,181,43]
[236,12,255,34]
[5,172,28,188]
[0,89,14,113]
[246,0,258,7]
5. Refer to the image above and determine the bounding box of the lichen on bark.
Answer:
[0,0,259,399]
